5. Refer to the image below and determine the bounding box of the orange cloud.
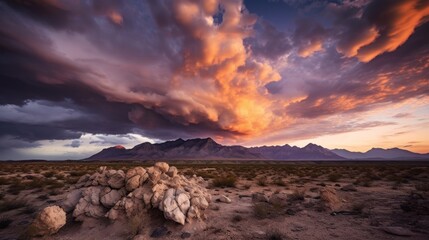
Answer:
[133,0,285,136]
[342,0,429,62]
[107,11,123,25]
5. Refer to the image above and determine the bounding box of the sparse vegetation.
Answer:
[289,189,305,201]
[232,214,243,223]
[42,171,56,178]
[266,228,286,240]
[327,173,342,182]
[212,175,237,188]
[415,182,429,192]
[257,176,268,186]
[351,202,365,214]
[21,205,37,215]
[272,178,286,186]
[0,199,27,213]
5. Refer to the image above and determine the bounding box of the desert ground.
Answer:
[0,161,428,240]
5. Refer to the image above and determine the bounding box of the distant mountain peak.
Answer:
[114,145,125,150]
[333,146,428,160]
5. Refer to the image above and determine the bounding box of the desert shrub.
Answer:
[253,203,271,219]
[257,176,268,186]
[354,177,373,187]
[253,202,281,219]
[21,205,37,215]
[42,171,56,178]
[0,217,12,229]
[392,181,402,190]
[55,174,65,180]
[64,177,79,185]
[45,180,65,190]
[415,182,429,192]
[272,178,286,186]
[69,171,88,177]
[327,173,342,182]
[0,177,11,185]
[37,194,49,200]
[266,228,286,240]
[212,175,237,188]
[232,214,243,223]
[0,199,27,213]
[351,203,365,214]
[289,189,305,201]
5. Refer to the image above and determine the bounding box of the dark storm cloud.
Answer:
[65,140,81,148]
[0,0,284,143]
[248,20,292,60]
[0,122,82,142]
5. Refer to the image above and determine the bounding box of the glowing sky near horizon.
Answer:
[0,0,428,159]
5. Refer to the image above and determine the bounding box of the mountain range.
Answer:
[87,138,429,161]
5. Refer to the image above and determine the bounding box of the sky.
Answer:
[0,0,428,160]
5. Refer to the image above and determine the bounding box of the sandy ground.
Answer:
[0,162,428,240]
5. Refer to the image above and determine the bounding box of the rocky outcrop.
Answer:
[30,206,66,236]
[64,162,211,225]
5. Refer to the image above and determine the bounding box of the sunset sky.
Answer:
[0,0,428,160]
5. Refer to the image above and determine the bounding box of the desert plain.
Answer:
[0,161,428,240]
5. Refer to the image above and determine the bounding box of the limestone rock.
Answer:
[218,195,232,203]
[191,196,209,209]
[100,187,125,208]
[107,170,125,189]
[126,167,146,180]
[61,189,82,212]
[147,166,162,184]
[176,193,191,213]
[126,175,141,192]
[162,196,185,225]
[186,205,200,221]
[30,206,66,236]
[155,162,170,173]
[167,166,178,177]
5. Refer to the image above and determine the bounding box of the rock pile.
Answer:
[64,162,211,225]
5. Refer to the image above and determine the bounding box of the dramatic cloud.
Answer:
[248,20,292,60]
[335,0,429,62]
[0,0,428,158]
[293,19,327,57]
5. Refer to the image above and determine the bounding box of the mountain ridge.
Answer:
[87,138,429,160]
[87,138,340,160]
